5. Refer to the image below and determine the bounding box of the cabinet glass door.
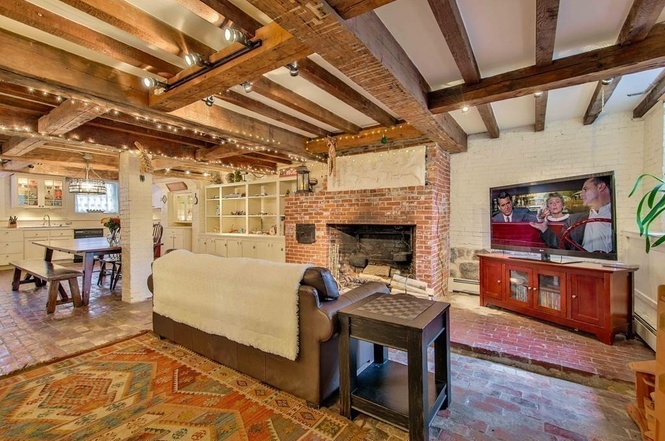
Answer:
[43,179,63,207]
[537,274,562,312]
[17,177,39,207]
[508,269,530,304]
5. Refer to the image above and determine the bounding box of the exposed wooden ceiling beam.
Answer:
[429,23,665,114]
[0,0,181,76]
[584,0,664,125]
[327,0,397,19]
[215,89,330,137]
[251,76,361,133]
[296,58,397,127]
[195,145,244,161]
[248,0,466,152]
[427,0,498,138]
[0,153,117,171]
[534,0,559,131]
[148,22,311,112]
[57,0,213,59]
[634,69,665,118]
[24,163,118,181]
[305,123,425,153]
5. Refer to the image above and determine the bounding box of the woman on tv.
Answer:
[537,192,569,222]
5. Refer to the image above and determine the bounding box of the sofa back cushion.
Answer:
[302,267,339,301]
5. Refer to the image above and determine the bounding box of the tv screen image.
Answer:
[489,172,617,261]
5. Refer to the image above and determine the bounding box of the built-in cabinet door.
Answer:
[11,176,64,208]
[568,273,605,326]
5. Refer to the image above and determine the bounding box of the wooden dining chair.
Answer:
[97,253,122,290]
[153,223,164,259]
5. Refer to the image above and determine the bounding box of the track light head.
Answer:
[242,81,253,93]
[142,77,168,89]
[224,28,253,47]
[203,96,215,107]
[287,62,299,77]
[184,52,211,67]
[601,78,614,86]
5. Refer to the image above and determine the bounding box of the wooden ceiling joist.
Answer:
[533,0,559,132]
[429,23,665,114]
[148,22,311,112]
[248,0,466,152]
[188,0,263,34]
[327,0,397,20]
[634,69,665,118]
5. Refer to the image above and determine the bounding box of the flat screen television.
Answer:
[489,171,617,262]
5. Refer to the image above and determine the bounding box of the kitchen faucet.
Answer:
[42,214,51,227]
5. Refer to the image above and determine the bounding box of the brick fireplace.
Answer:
[283,145,451,298]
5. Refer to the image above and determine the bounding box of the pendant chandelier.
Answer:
[68,154,106,195]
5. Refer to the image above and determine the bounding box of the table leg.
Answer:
[407,330,427,441]
[81,252,95,305]
[339,314,356,419]
[43,248,54,262]
[435,309,451,409]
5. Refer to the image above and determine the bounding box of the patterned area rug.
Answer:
[0,332,366,440]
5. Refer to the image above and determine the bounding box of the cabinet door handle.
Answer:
[497,280,501,284]
[571,294,577,299]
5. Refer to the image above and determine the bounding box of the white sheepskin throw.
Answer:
[152,250,312,360]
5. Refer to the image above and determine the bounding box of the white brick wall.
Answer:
[642,103,665,233]
[450,112,653,259]
[119,151,153,303]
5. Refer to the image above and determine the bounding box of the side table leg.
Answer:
[407,330,428,441]
[435,308,452,409]
[339,314,356,419]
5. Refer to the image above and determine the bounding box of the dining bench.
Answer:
[10,259,83,313]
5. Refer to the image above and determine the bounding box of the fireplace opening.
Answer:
[327,224,415,288]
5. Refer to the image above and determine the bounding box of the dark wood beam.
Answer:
[535,0,559,66]
[634,69,665,118]
[583,77,622,125]
[534,92,548,132]
[216,89,330,137]
[426,0,498,138]
[327,0,396,19]
[429,23,665,114]
[248,0,466,152]
[57,0,213,58]
[149,22,311,112]
[251,77,361,133]
[305,123,425,153]
[297,58,397,127]
[0,0,181,76]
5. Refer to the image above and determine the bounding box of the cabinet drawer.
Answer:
[0,252,24,266]
[0,241,23,254]
[49,229,74,239]
[23,230,50,239]
[0,229,23,242]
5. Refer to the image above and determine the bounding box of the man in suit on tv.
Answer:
[491,191,538,222]
[530,177,613,252]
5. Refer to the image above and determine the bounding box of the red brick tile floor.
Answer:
[0,267,655,440]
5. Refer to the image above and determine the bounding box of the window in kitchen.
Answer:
[74,183,119,213]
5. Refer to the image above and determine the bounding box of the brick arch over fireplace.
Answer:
[283,145,451,298]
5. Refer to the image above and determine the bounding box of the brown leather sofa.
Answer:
[150,266,389,407]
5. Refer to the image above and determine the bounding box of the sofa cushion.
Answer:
[302,267,339,301]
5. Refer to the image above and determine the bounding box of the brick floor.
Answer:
[0,268,653,440]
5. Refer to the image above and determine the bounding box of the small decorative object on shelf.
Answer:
[8,216,17,228]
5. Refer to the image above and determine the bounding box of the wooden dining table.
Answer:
[32,237,121,305]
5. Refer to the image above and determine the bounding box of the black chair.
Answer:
[97,254,121,290]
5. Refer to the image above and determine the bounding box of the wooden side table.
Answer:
[338,293,451,441]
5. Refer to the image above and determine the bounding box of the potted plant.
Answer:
[629,173,665,252]
[8,216,17,228]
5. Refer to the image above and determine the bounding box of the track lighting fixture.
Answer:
[184,52,211,67]
[242,81,253,93]
[287,62,299,77]
[142,77,168,89]
[461,105,470,113]
[224,28,258,48]
[601,78,614,85]
[203,96,215,107]
[533,91,544,97]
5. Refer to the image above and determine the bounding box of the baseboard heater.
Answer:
[633,313,657,350]
[449,277,480,295]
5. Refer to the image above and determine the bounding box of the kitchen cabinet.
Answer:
[204,177,295,235]
[23,228,74,261]
[162,227,191,251]
[478,254,635,345]
[196,235,285,262]
[0,229,24,267]
[11,175,64,209]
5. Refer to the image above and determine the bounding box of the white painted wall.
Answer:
[450,111,647,259]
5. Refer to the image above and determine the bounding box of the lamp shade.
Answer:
[68,178,106,195]
[296,164,311,193]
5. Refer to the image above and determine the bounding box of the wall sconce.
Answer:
[296,164,311,193]
[287,62,299,77]
[242,81,253,93]
[224,28,259,48]
[184,53,211,67]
